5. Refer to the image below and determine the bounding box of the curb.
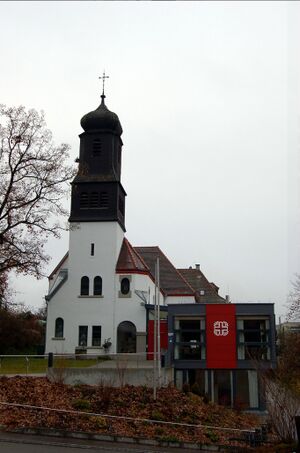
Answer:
[0,426,234,451]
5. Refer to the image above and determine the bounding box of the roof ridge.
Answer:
[126,238,144,270]
[48,252,69,279]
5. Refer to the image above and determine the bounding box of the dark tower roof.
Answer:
[80,94,123,134]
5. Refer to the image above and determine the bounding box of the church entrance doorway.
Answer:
[117,321,136,353]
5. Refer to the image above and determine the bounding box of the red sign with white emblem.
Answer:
[206,304,237,368]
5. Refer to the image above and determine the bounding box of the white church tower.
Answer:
[45,81,132,354]
[45,80,200,357]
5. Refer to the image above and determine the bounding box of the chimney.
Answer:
[225,295,230,303]
[195,264,200,270]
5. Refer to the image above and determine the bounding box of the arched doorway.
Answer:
[117,321,136,353]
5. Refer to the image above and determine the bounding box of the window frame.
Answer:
[78,325,88,347]
[54,317,64,338]
[93,276,102,296]
[92,326,101,347]
[80,276,89,296]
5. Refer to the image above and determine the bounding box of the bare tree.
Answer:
[286,274,300,321]
[0,104,74,281]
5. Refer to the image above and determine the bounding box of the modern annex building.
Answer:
[45,90,276,410]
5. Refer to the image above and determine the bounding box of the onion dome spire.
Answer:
[80,71,122,135]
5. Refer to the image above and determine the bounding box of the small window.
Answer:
[79,326,88,347]
[93,139,102,156]
[80,192,89,209]
[90,192,99,208]
[55,317,64,338]
[121,278,130,295]
[94,276,102,296]
[91,243,95,256]
[80,276,89,296]
[92,326,101,346]
[100,192,109,208]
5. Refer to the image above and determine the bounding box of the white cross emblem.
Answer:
[213,321,229,336]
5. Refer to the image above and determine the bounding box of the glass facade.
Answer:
[237,318,270,360]
[174,318,205,360]
[168,307,274,411]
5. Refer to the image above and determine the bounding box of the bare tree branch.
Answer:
[0,104,75,282]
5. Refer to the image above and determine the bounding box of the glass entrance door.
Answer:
[212,370,232,406]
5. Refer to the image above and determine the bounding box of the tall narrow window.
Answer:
[79,326,88,347]
[80,192,89,209]
[80,276,89,296]
[93,139,102,156]
[94,276,102,295]
[121,278,130,295]
[91,243,95,256]
[100,192,109,208]
[92,326,101,346]
[55,318,64,338]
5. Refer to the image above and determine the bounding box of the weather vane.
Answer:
[99,70,109,96]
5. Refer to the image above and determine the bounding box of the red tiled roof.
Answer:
[134,246,195,297]
[178,268,225,303]
[116,238,149,274]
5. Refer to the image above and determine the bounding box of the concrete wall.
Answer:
[47,366,173,387]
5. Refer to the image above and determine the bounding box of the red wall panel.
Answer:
[206,304,237,369]
[148,320,168,360]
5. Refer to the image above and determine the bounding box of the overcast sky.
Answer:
[1,1,299,320]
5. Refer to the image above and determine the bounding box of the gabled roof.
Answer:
[116,238,149,274]
[134,246,195,297]
[178,267,226,303]
[48,252,69,279]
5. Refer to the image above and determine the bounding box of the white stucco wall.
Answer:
[46,222,125,354]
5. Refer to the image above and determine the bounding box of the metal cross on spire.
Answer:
[99,70,109,96]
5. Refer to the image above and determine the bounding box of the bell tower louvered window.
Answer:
[100,192,109,208]
[93,139,102,156]
[80,192,89,209]
[90,192,99,208]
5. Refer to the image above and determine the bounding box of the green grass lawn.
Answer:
[0,357,98,375]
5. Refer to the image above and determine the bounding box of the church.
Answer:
[45,85,276,410]
[45,87,226,356]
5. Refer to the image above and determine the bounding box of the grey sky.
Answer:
[1,1,299,319]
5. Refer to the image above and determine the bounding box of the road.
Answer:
[0,432,202,452]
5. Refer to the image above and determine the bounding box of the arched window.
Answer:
[80,192,89,209]
[117,321,136,353]
[94,276,102,296]
[121,277,130,295]
[55,318,64,338]
[80,276,89,296]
